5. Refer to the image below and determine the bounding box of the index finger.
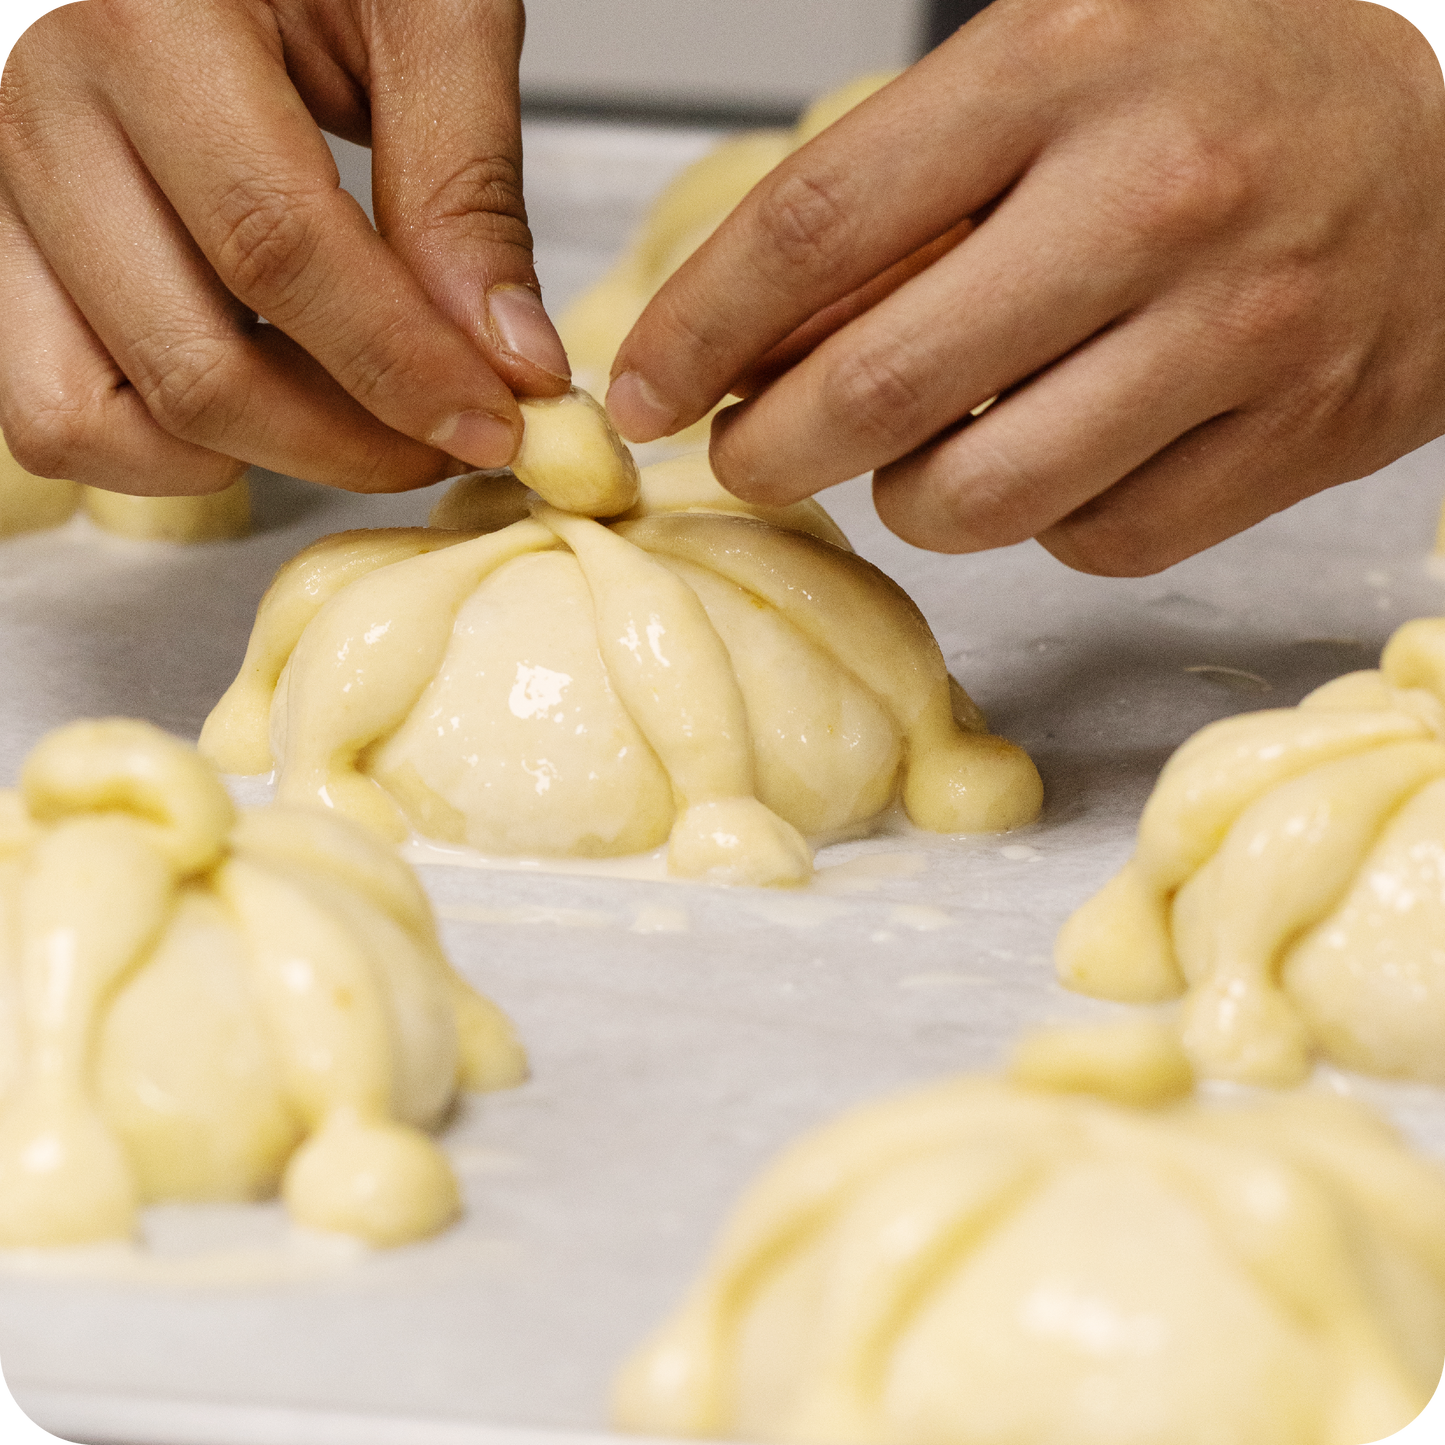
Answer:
[100,0,527,473]
[605,9,1048,443]
[367,0,573,398]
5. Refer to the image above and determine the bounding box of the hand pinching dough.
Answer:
[2,426,250,541]
[200,403,1041,887]
[1057,616,1445,1087]
[558,74,896,447]
[0,719,525,1250]
[614,1020,1445,1445]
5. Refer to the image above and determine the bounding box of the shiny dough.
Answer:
[2,427,250,541]
[0,719,526,1250]
[1057,617,1445,1087]
[200,410,1042,887]
[557,73,897,443]
[614,1020,1445,1445]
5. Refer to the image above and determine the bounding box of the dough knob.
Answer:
[282,1110,461,1247]
[667,798,812,886]
[902,728,1043,834]
[1181,975,1312,1086]
[1054,861,1185,1003]
[512,388,641,517]
[21,718,236,876]
[0,1089,138,1247]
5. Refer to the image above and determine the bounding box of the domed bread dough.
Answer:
[614,1020,1445,1445]
[0,719,525,1250]
[0,430,79,537]
[557,73,897,437]
[1057,616,1445,1087]
[81,478,251,541]
[2,426,250,542]
[201,443,1041,886]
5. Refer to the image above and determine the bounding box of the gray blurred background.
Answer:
[518,0,991,120]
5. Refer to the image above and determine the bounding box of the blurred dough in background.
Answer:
[1,428,250,542]
[557,73,897,450]
[1057,616,1445,1088]
[0,719,525,1252]
[615,1020,1445,1445]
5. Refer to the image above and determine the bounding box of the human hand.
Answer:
[0,0,569,497]
[607,0,1445,575]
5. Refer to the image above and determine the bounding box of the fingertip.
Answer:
[429,409,520,472]
[705,399,795,505]
[486,284,571,390]
[606,370,678,443]
[871,461,979,555]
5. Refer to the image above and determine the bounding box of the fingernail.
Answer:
[607,370,678,442]
[487,284,571,380]
[431,410,518,470]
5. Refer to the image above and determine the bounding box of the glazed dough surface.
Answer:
[0,719,525,1250]
[1057,616,1445,1086]
[371,549,675,856]
[614,1022,1445,1445]
[202,422,1042,886]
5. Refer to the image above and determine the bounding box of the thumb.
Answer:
[367,0,570,398]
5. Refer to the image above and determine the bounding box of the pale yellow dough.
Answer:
[2,425,250,541]
[1057,616,1445,1087]
[200,426,1041,886]
[0,719,525,1250]
[614,1020,1445,1445]
[512,388,640,517]
[80,479,251,541]
[557,72,897,437]
[0,431,78,537]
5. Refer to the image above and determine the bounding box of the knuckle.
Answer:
[1013,0,1135,65]
[418,154,533,252]
[943,439,1042,549]
[210,176,328,313]
[135,340,245,445]
[1220,265,1325,350]
[1110,128,1255,248]
[2,402,87,481]
[328,314,416,408]
[826,345,925,455]
[753,165,854,280]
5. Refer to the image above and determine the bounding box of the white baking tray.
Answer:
[0,120,1442,1445]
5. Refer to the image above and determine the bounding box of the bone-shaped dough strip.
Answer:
[230,806,526,1093]
[535,506,754,801]
[0,817,173,1245]
[1176,741,1445,1084]
[201,528,479,775]
[275,522,559,841]
[1135,708,1434,893]
[615,512,1041,833]
[218,856,460,1246]
[533,506,811,883]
